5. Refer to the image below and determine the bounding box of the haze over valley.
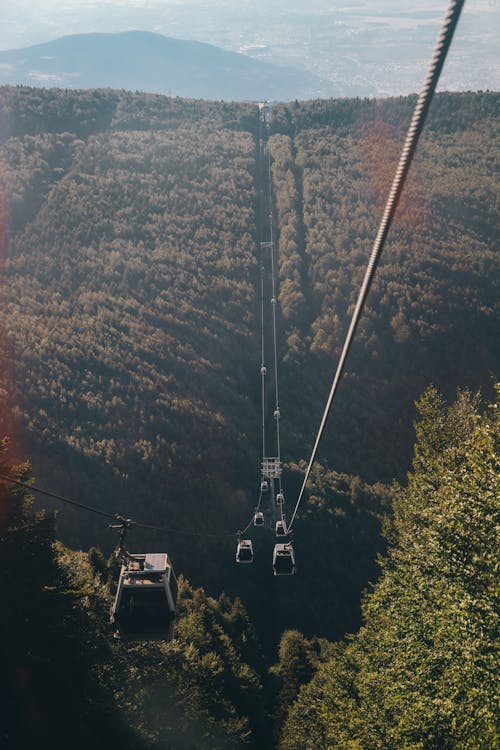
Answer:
[0,32,334,101]
[0,0,498,98]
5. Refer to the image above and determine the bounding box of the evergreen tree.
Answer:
[282,387,500,749]
[0,438,141,749]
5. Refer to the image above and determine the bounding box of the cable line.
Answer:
[267,133,282,481]
[254,485,264,515]
[260,261,267,461]
[258,108,268,469]
[287,0,465,532]
[239,513,256,538]
[0,471,237,539]
[0,470,118,520]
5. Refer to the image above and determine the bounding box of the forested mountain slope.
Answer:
[0,87,498,647]
[269,94,499,479]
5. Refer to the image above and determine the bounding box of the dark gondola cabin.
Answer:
[236,539,254,563]
[254,511,265,526]
[273,543,296,575]
[111,553,177,641]
[275,520,287,537]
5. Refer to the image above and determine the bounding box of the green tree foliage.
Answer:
[119,581,266,749]
[0,438,139,750]
[282,387,500,749]
[269,134,307,336]
[0,85,120,141]
[269,629,333,737]
[289,464,391,638]
[0,437,270,748]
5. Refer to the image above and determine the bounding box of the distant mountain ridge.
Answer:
[0,30,335,101]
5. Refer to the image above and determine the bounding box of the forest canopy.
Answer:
[282,386,500,749]
[0,85,498,749]
[0,84,498,689]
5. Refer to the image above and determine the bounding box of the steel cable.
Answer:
[287,0,465,532]
[0,471,237,538]
[267,146,282,466]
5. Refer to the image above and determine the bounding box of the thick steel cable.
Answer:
[279,497,286,527]
[287,0,465,532]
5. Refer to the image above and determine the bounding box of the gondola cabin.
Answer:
[236,539,254,563]
[254,511,265,526]
[276,492,284,506]
[273,543,296,576]
[275,520,287,537]
[111,553,177,641]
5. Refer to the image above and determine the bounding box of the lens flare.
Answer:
[0,175,23,471]
[362,120,430,234]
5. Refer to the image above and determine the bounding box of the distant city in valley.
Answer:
[0,0,498,98]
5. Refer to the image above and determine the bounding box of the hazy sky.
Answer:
[1,0,498,94]
[1,0,497,50]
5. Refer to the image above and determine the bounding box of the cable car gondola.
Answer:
[273,543,296,575]
[275,520,287,537]
[276,492,284,506]
[253,511,265,526]
[236,539,254,563]
[111,553,177,641]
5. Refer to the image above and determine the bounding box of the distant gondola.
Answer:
[111,553,177,641]
[254,511,265,526]
[275,520,287,537]
[273,543,296,575]
[236,539,254,563]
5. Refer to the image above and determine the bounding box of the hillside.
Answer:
[2,387,498,749]
[0,86,498,651]
[0,31,333,101]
